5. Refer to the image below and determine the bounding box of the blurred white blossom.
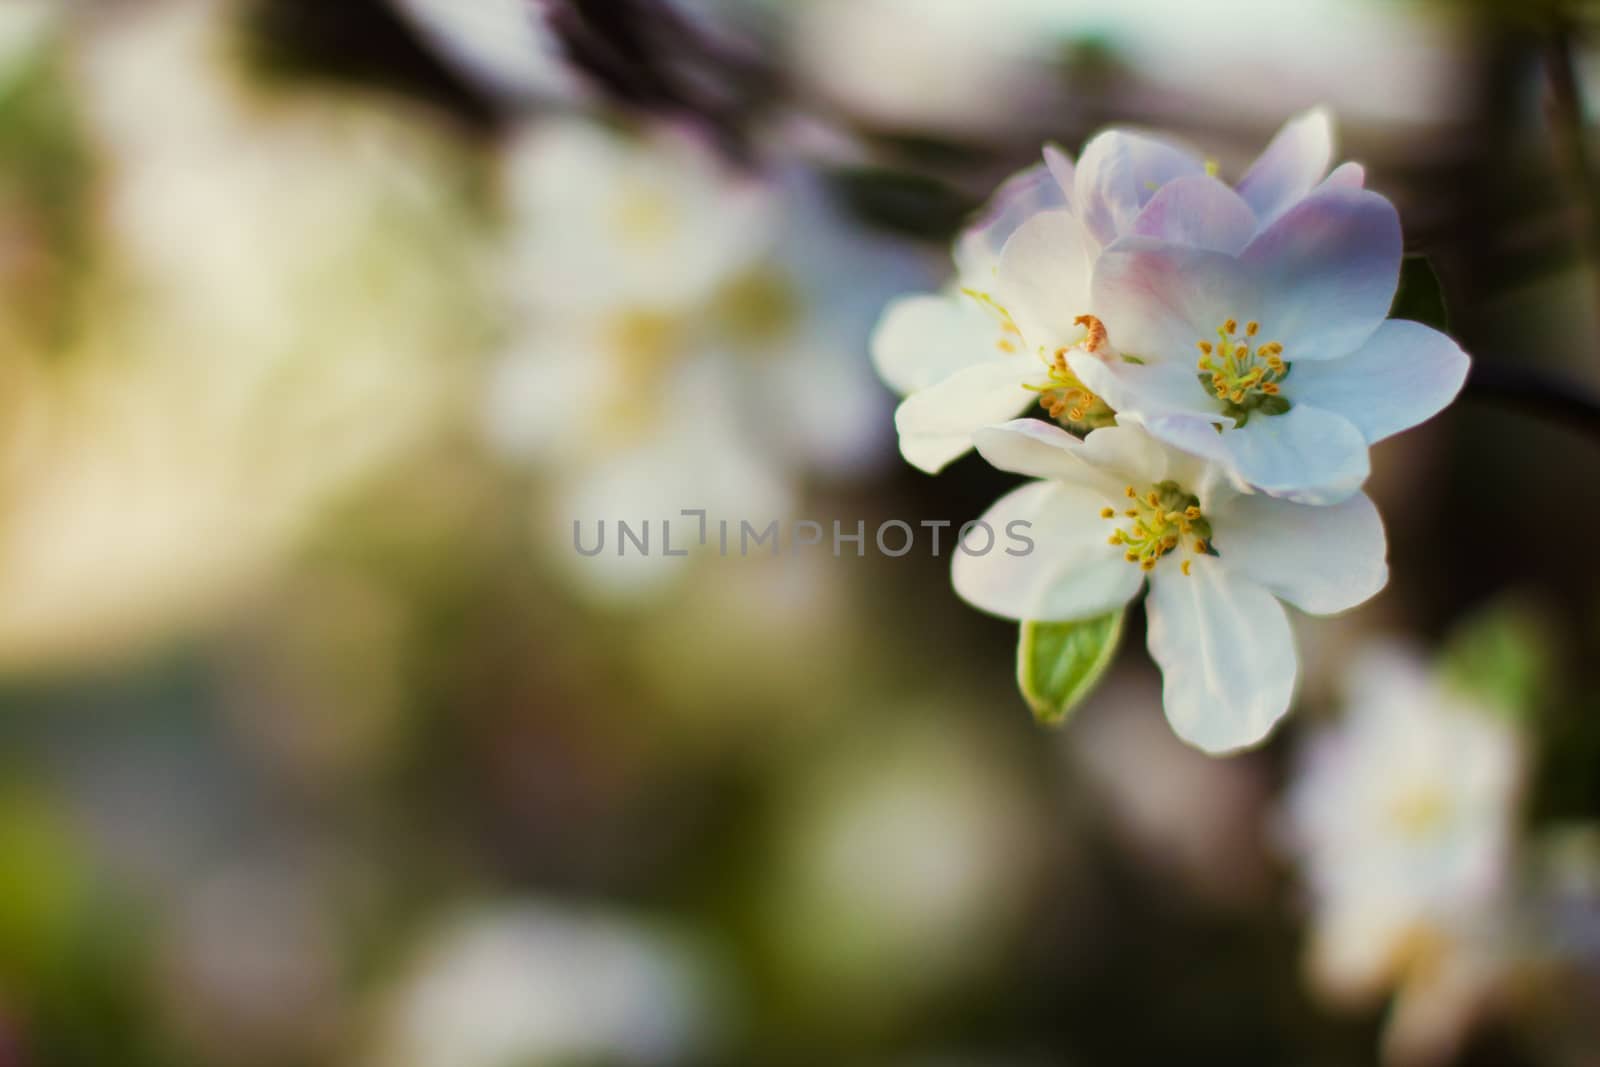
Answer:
[388,0,587,105]
[1280,645,1526,1066]
[484,118,927,601]
[371,902,725,1067]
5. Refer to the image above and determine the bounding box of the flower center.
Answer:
[1388,784,1450,839]
[713,267,800,349]
[1196,318,1291,424]
[1028,315,1114,427]
[962,292,1116,429]
[1101,481,1214,575]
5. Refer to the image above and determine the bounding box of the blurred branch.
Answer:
[1544,21,1600,349]
[1463,361,1600,440]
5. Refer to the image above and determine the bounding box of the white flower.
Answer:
[387,0,586,105]
[484,119,926,600]
[952,421,1387,753]
[370,902,723,1067]
[1072,180,1469,503]
[872,110,1363,474]
[1280,646,1524,1065]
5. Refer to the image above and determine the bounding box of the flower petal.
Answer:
[1092,239,1260,364]
[1073,129,1205,246]
[1146,559,1297,754]
[994,210,1095,349]
[952,482,1143,622]
[1068,348,1226,421]
[1212,490,1388,615]
[973,420,1168,495]
[893,358,1033,473]
[1043,144,1075,206]
[1236,108,1334,225]
[871,291,995,396]
[1212,405,1372,503]
[1131,174,1258,255]
[954,161,1069,281]
[1290,319,1470,443]
[1320,161,1365,191]
[1240,186,1402,361]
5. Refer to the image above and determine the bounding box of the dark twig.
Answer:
[1463,360,1600,440]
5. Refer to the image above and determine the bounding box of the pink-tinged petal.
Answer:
[1073,129,1205,246]
[1146,558,1297,754]
[1236,108,1335,225]
[893,359,1034,473]
[1291,320,1470,443]
[1043,143,1075,206]
[952,482,1144,622]
[1214,405,1372,504]
[995,210,1095,348]
[1068,349,1227,422]
[1240,186,1402,361]
[954,161,1069,281]
[1319,161,1365,191]
[1211,490,1388,615]
[1092,239,1262,363]
[1131,174,1258,255]
[871,291,996,396]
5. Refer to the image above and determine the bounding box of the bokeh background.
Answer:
[0,1,1595,1065]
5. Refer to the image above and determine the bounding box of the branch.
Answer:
[1463,360,1600,440]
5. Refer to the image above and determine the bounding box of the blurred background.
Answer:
[0,1,1595,1065]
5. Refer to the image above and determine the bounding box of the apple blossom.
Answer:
[1071,181,1470,503]
[952,421,1387,753]
[1279,646,1524,1065]
[872,109,1365,474]
[484,119,927,601]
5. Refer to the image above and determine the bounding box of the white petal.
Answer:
[871,291,995,396]
[971,419,1092,481]
[1092,240,1260,364]
[1290,320,1470,443]
[893,359,1033,473]
[482,343,605,461]
[1068,349,1225,421]
[1131,174,1258,255]
[951,482,1143,622]
[1211,404,1372,503]
[1236,108,1335,225]
[1211,490,1388,615]
[1240,186,1402,361]
[1146,560,1297,754]
[1073,129,1205,246]
[954,161,1069,281]
[994,210,1094,349]
[1073,423,1174,484]
[972,420,1166,495]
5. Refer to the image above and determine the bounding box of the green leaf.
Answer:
[1439,600,1553,722]
[1390,255,1450,332]
[1016,609,1126,725]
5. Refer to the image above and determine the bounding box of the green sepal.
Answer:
[1017,609,1126,726]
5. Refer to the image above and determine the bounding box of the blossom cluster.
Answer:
[873,110,1470,753]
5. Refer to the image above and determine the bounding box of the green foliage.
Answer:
[1016,609,1126,725]
[1390,255,1450,333]
[1439,601,1553,721]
